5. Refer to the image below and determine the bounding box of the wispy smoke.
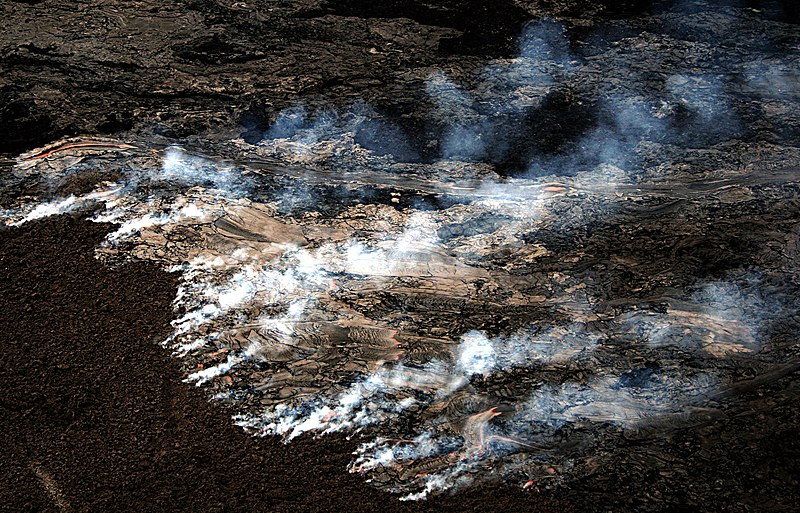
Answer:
[623,278,769,357]
[159,148,244,192]
[2,2,797,500]
[2,134,787,499]
[255,102,418,168]
[5,185,122,227]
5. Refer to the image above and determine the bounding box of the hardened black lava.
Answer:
[2,0,800,511]
[2,215,799,511]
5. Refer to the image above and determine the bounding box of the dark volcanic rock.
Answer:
[0,215,573,513]
[2,0,800,511]
[1,0,796,169]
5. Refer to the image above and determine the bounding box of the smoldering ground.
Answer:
[2,0,800,502]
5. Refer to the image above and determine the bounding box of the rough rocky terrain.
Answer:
[2,0,800,511]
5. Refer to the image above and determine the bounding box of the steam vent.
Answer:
[2,1,799,511]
